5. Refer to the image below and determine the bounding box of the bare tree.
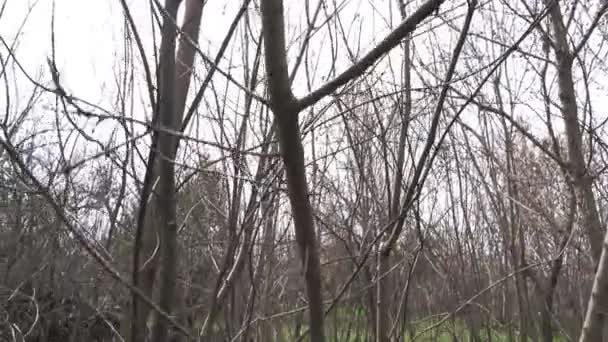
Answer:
[260,0,447,339]
[4,0,608,341]
[542,1,608,340]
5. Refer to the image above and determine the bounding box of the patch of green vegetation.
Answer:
[268,309,568,341]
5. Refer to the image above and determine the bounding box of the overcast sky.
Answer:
[0,1,255,108]
[3,0,608,165]
[2,0,608,241]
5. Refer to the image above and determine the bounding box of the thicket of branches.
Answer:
[2,0,608,341]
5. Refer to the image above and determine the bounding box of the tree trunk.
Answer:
[376,252,391,342]
[128,0,202,340]
[259,1,447,340]
[148,1,181,341]
[543,2,606,341]
[376,2,412,340]
[260,1,326,340]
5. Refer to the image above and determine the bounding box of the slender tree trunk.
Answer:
[540,293,554,342]
[259,191,278,341]
[542,2,606,341]
[260,1,326,340]
[376,252,391,342]
[259,1,447,340]
[580,233,608,342]
[149,1,181,341]
[276,112,327,341]
[198,44,264,341]
[128,1,202,340]
[376,2,412,340]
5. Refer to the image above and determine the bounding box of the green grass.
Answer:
[269,316,568,342]
[261,306,568,341]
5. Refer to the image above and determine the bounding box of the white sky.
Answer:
[2,0,608,200]
[0,0,253,109]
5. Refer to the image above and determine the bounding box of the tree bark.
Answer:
[129,0,202,340]
[376,2,412,340]
[259,1,447,340]
[260,1,326,340]
[148,1,181,341]
[542,2,606,341]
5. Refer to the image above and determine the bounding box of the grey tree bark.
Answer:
[259,0,446,340]
[376,2,412,341]
[542,1,607,341]
[128,0,202,341]
[260,2,325,339]
[376,2,476,339]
